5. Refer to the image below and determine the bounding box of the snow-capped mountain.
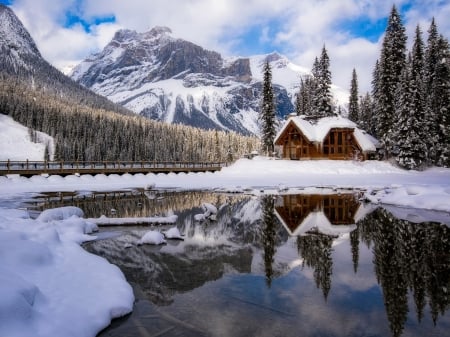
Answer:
[0,4,42,71]
[71,27,349,135]
[0,4,130,116]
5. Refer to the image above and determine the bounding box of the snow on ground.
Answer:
[0,207,134,337]
[0,114,53,161]
[1,157,449,212]
[1,155,450,337]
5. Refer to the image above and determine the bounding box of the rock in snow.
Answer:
[162,227,184,240]
[137,230,166,245]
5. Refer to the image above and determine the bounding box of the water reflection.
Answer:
[44,190,449,337]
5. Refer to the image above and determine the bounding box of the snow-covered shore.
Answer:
[1,157,450,337]
[2,157,450,212]
[0,207,134,337]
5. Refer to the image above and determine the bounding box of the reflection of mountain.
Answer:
[86,227,252,306]
[274,193,363,236]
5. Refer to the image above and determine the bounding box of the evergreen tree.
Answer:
[359,92,375,135]
[424,18,440,163]
[259,61,277,156]
[296,76,314,116]
[434,36,450,167]
[315,45,335,117]
[348,68,359,123]
[373,5,407,158]
[393,53,427,169]
[424,18,450,167]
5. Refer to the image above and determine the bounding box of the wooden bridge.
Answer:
[0,160,226,177]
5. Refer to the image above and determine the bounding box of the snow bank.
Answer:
[1,158,450,213]
[162,226,184,239]
[137,230,166,245]
[36,206,84,222]
[88,214,178,226]
[0,207,134,337]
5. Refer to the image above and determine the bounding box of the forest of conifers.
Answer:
[0,72,259,163]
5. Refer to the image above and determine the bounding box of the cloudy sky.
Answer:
[1,0,449,93]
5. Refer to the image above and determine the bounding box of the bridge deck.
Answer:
[0,160,225,177]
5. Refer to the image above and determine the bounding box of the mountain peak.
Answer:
[146,26,172,37]
[0,4,41,57]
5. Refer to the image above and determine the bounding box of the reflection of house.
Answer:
[274,115,378,160]
[274,193,363,236]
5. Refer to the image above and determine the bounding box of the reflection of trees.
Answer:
[350,227,359,273]
[297,233,333,300]
[358,208,450,337]
[30,191,245,218]
[261,195,277,287]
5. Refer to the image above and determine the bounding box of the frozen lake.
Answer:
[24,189,450,337]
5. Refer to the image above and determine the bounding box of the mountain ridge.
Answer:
[72,26,349,135]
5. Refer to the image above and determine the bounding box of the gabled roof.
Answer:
[274,115,378,152]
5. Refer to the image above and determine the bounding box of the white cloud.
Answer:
[7,0,450,96]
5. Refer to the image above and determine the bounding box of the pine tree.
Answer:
[295,76,314,116]
[424,18,450,166]
[260,61,277,156]
[394,52,427,170]
[424,18,440,163]
[373,5,407,158]
[315,45,334,117]
[348,68,359,123]
[434,36,450,167]
[359,92,375,135]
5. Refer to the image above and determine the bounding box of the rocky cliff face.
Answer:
[72,26,349,135]
[0,4,131,116]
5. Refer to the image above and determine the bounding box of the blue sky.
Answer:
[2,0,449,93]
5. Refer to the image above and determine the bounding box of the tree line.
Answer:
[348,6,449,169]
[0,72,259,163]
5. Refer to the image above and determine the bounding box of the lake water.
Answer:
[27,189,450,337]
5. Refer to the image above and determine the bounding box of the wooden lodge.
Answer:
[274,115,378,160]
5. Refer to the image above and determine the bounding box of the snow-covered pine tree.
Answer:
[309,57,321,117]
[424,18,440,164]
[348,68,359,123]
[394,45,427,170]
[316,45,335,117]
[434,36,450,167]
[259,61,277,156]
[295,76,314,116]
[359,92,375,135]
[424,18,450,167]
[373,5,407,158]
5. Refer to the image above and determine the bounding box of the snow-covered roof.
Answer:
[275,115,377,152]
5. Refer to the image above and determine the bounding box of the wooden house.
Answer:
[274,115,378,160]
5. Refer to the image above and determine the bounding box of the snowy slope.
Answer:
[71,27,349,135]
[0,114,54,161]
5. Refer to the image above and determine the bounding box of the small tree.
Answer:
[260,61,277,156]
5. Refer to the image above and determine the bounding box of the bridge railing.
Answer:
[0,160,227,175]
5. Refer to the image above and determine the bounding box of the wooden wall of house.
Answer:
[276,123,371,160]
[275,123,319,160]
[322,128,357,160]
